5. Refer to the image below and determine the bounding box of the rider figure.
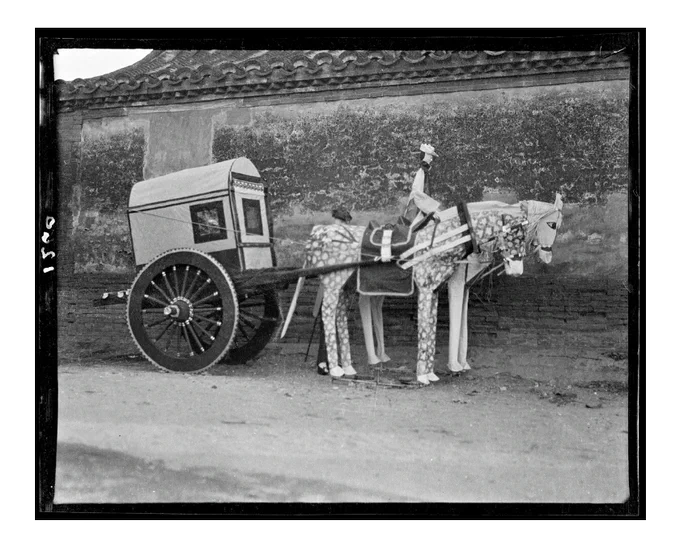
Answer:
[403,143,442,226]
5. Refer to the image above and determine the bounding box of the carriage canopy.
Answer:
[128,158,274,270]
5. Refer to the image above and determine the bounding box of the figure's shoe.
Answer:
[426,372,440,382]
[342,364,358,377]
[317,362,329,375]
[417,374,431,386]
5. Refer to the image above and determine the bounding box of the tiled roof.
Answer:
[56,50,629,109]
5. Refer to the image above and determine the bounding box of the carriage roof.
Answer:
[129,157,262,210]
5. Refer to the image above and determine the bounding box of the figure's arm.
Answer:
[411,190,441,215]
[411,168,425,194]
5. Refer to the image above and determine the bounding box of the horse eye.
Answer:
[546,222,557,230]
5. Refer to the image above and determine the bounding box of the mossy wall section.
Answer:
[213,82,628,216]
[73,124,146,272]
[66,79,628,275]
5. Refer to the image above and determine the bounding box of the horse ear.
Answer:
[554,193,563,211]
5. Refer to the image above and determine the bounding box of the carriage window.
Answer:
[242,198,264,236]
[190,201,228,244]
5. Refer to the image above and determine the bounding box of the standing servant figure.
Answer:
[315,206,353,375]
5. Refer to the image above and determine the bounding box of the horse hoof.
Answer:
[448,363,465,373]
[380,354,392,363]
[417,375,431,386]
[330,366,344,378]
[342,364,358,376]
[462,362,471,371]
[426,372,440,382]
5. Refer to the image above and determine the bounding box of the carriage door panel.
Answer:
[232,179,273,269]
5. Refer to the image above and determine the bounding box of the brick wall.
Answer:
[56,273,629,362]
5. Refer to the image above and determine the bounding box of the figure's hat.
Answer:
[420,143,439,157]
[332,207,352,223]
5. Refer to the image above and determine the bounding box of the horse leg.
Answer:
[458,285,472,370]
[371,295,391,362]
[447,266,467,372]
[457,262,487,370]
[358,294,381,365]
[416,288,439,385]
[336,288,357,376]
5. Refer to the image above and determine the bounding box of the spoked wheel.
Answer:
[227,290,281,364]
[127,249,239,373]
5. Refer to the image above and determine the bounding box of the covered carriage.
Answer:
[123,158,286,373]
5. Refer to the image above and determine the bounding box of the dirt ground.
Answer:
[54,343,631,505]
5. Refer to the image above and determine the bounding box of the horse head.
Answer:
[521,193,563,264]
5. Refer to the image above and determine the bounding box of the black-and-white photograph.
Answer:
[36,31,641,517]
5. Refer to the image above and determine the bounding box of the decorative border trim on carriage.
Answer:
[231,172,262,184]
[233,179,265,195]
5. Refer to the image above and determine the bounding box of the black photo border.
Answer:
[36,28,644,520]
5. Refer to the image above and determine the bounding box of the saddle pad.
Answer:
[357,262,414,296]
[358,219,414,296]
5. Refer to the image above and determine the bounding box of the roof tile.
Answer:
[56,50,630,109]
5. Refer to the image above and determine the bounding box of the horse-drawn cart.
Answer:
[95,157,555,379]
[98,158,380,374]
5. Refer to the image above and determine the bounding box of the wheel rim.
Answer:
[127,250,238,373]
[227,290,280,364]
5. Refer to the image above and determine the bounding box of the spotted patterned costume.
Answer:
[303,202,529,380]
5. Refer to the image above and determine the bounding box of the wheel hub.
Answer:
[163,296,194,324]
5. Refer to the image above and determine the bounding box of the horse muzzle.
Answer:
[538,247,553,264]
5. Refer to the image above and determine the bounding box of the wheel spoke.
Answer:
[193,312,221,326]
[162,271,177,299]
[144,293,170,308]
[150,280,173,304]
[181,324,199,355]
[239,299,265,308]
[192,318,216,339]
[187,278,212,302]
[238,313,258,330]
[187,322,209,351]
[146,315,171,329]
[193,291,220,307]
[172,266,181,296]
[193,306,223,313]
[239,308,264,321]
[183,269,201,299]
[236,321,250,339]
[163,324,177,351]
[180,265,190,296]
[154,319,175,343]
